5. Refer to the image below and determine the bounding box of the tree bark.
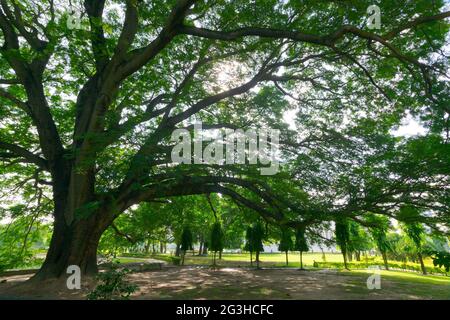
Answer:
[342,249,349,270]
[32,210,111,280]
[285,251,289,266]
[418,252,427,275]
[381,251,389,270]
[198,241,203,256]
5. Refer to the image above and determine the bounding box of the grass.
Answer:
[151,252,442,271]
[341,269,450,285]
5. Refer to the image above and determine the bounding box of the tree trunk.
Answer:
[418,252,427,275]
[355,251,361,261]
[321,247,326,262]
[144,239,151,253]
[300,251,303,270]
[342,249,349,270]
[250,251,253,267]
[256,251,260,269]
[198,241,203,256]
[32,210,111,281]
[219,250,222,260]
[175,243,181,257]
[381,251,389,270]
[347,251,353,262]
[285,251,289,266]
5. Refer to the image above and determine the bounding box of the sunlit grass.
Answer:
[341,269,450,285]
[151,252,438,270]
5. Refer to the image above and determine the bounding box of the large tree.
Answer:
[0,0,449,281]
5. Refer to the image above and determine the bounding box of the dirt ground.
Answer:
[0,266,447,300]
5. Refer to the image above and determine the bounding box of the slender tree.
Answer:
[278,228,294,266]
[335,221,350,270]
[210,221,223,266]
[244,226,254,267]
[295,227,309,270]
[180,226,193,266]
[252,222,265,269]
[403,223,427,275]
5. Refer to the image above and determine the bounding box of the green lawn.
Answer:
[151,252,440,270]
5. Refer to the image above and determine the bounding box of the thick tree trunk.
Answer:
[285,251,289,266]
[32,212,110,281]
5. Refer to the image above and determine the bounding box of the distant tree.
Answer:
[295,227,309,270]
[347,222,372,261]
[278,228,294,266]
[210,222,224,266]
[180,226,193,266]
[244,226,254,267]
[403,222,427,275]
[335,221,350,270]
[252,222,265,269]
[371,228,391,270]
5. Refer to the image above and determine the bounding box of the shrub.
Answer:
[170,256,181,266]
[87,263,138,300]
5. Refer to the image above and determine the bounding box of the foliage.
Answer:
[294,228,309,253]
[87,264,138,300]
[0,217,50,271]
[278,228,294,252]
[180,226,194,252]
[428,251,450,272]
[0,0,449,279]
[210,222,224,254]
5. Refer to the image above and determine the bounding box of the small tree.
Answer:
[403,222,427,275]
[295,227,309,270]
[335,221,350,270]
[244,226,254,266]
[180,226,193,266]
[278,228,294,266]
[252,222,265,269]
[372,228,391,270]
[210,222,224,266]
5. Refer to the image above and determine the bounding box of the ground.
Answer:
[0,253,448,300]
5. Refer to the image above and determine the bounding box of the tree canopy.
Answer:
[0,0,449,280]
